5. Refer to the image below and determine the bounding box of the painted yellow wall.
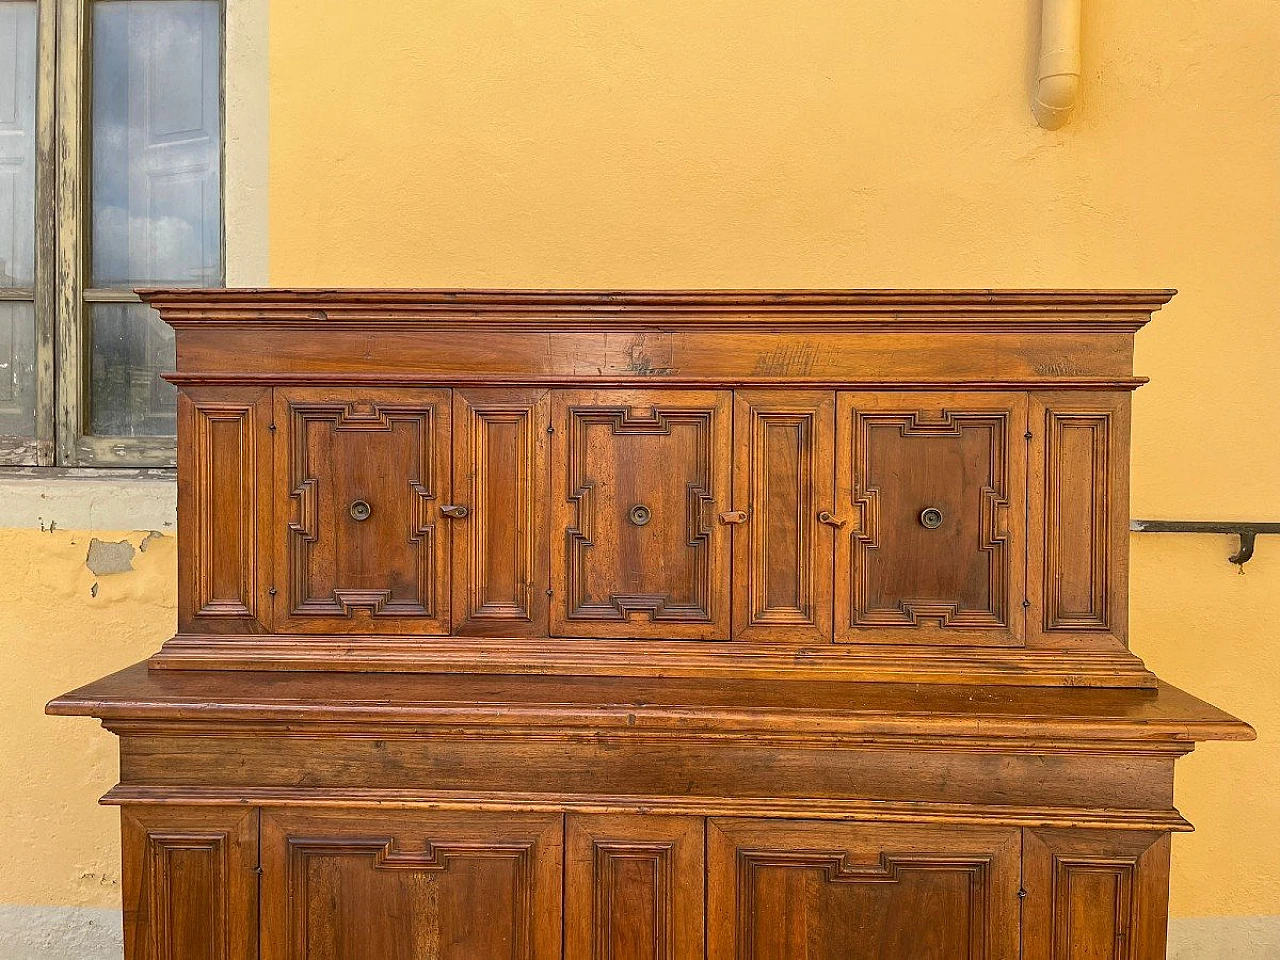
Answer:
[1,529,175,908]
[4,0,1275,942]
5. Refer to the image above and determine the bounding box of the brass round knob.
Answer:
[628,504,652,527]
[919,507,944,529]
[349,500,372,522]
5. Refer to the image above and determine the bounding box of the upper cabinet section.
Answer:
[145,289,1171,388]
[150,289,1170,687]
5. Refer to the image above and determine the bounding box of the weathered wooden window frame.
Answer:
[2,0,224,469]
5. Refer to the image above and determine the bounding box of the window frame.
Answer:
[1,0,226,469]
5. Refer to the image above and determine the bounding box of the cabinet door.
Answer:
[452,389,550,636]
[274,388,452,634]
[550,389,732,640]
[1027,393,1130,649]
[708,819,1020,960]
[177,386,273,634]
[834,392,1028,646]
[566,815,704,960]
[1022,828,1171,960]
[732,391,835,643]
[121,806,258,960]
[262,809,562,960]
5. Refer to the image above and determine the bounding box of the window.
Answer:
[0,0,222,468]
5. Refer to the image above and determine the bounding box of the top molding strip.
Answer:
[138,288,1176,327]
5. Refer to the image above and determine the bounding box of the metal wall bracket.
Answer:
[1130,520,1280,567]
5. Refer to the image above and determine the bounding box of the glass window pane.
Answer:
[0,2,37,288]
[89,302,175,436]
[0,300,36,440]
[91,1,222,287]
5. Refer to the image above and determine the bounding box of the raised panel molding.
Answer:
[1044,414,1112,629]
[1052,858,1136,960]
[453,390,549,636]
[1028,394,1130,650]
[566,814,704,960]
[286,837,537,956]
[564,408,714,622]
[551,390,731,640]
[709,819,1021,960]
[592,841,675,958]
[835,393,1028,647]
[732,391,835,643]
[285,401,441,618]
[262,810,562,960]
[852,411,1012,629]
[273,389,452,634]
[1023,829,1170,960]
[192,407,257,619]
[178,388,271,633]
[121,807,257,960]
[149,832,228,960]
[737,851,992,959]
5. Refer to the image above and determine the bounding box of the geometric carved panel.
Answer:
[835,392,1028,647]
[1053,859,1136,960]
[262,810,562,960]
[273,388,451,635]
[708,819,1021,960]
[566,815,704,960]
[550,390,732,640]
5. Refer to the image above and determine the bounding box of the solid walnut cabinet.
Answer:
[51,290,1253,959]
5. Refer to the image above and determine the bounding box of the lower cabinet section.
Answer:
[120,807,1177,959]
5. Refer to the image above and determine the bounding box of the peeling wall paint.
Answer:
[84,539,137,577]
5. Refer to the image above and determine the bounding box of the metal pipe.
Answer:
[1034,0,1082,129]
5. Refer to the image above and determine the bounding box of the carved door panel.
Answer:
[273,388,452,634]
[834,392,1028,646]
[1027,393,1130,650]
[121,806,258,960]
[261,809,563,960]
[732,390,835,643]
[708,819,1020,960]
[550,389,732,640]
[177,386,274,634]
[1022,829,1171,960]
[452,389,550,636]
[565,815,704,960]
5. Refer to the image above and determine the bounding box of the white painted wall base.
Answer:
[1168,915,1280,959]
[1,907,1277,959]
[0,906,120,960]
[0,474,175,532]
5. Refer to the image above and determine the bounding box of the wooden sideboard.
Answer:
[49,290,1253,959]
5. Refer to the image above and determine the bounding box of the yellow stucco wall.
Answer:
[3,0,1275,946]
[1,530,174,908]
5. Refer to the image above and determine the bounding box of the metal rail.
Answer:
[1130,520,1280,566]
